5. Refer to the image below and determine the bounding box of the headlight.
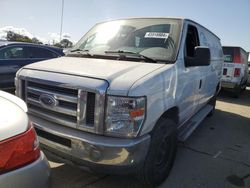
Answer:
[105,95,146,138]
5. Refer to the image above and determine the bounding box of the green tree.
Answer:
[54,39,73,48]
[6,31,42,44]
[31,37,42,44]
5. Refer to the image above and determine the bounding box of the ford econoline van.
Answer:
[16,18,223,186]
[222,46,248,97]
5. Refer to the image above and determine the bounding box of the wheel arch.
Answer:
[216,82,221,95]
[157,106,179,125]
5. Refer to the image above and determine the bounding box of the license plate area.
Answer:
[35,128,72,148]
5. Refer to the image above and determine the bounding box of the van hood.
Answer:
[23,57,167,95]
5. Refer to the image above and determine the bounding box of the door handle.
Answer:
[199,79,202,89]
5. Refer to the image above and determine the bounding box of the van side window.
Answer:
[185,25,200,57]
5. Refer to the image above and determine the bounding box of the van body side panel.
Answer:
[177,21,208,124]
[197,24,223,103]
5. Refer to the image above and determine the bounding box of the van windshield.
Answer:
[69,18,182,63]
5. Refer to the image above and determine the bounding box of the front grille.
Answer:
[21,80,26,99]
[86,92,95,124]
[23,80,96,130]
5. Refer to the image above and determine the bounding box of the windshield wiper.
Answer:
[70,48,88,52]
[67,49,93,57]
[105,50,157,63]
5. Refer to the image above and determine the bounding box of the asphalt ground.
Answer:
[48,87,250,188]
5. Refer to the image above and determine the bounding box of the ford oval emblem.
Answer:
[39,94,58,107]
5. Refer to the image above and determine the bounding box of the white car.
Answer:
[0,91,50,188]
[221,46,248,97]
[16,17,223,186]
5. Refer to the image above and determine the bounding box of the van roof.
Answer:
[222,46,247,53]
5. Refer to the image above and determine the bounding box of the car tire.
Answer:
[136,118,177,186]
[241,82,247,91]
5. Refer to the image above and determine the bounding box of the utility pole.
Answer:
[59,0,64,42]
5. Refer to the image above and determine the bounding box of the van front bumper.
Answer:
[31,115,151,174]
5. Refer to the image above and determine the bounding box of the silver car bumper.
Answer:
[221,81,238,89]
[0,152,50,188]
[30,115,151,174]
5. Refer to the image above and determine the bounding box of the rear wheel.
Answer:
[241,81,247,91]
[137,118,177,186]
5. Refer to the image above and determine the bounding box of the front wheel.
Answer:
[137,118,177,186]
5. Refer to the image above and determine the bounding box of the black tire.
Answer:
[232,87,241,98]
[207,94,216,117]
[241,82,247,91]
[137,118,177,186]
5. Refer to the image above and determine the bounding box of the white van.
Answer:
[247,52,250,86]
[222,46,248,97]
[16,18,223,186]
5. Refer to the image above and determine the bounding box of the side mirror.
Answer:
[185,46,211,67]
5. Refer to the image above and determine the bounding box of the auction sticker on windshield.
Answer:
[145,32,169,39]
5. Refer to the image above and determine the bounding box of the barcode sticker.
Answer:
[144,32,169,39]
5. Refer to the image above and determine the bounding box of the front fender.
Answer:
[128,64,178,135]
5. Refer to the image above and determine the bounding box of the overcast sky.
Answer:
[0,0,250,50]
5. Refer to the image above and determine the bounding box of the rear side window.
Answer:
[26,47,58,58]
[0,46,25,59]
[223,47,235,62]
